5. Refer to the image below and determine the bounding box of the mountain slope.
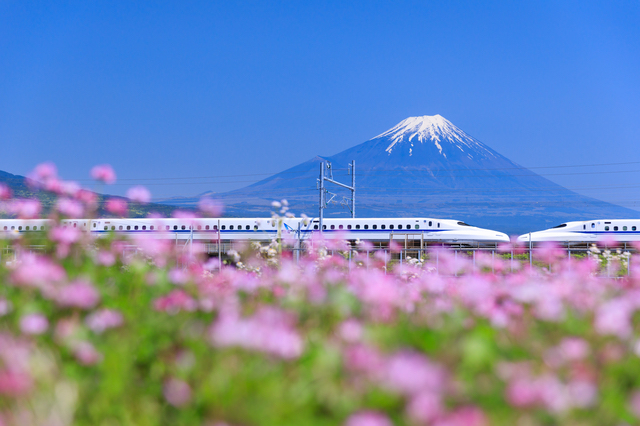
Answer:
[165,115,640,234]
[0,170,180,218]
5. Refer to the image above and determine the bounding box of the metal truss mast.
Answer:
[318,160,355,233]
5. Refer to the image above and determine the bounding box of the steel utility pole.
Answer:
[318,160,355,233]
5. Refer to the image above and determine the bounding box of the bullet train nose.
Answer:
[497,232,510,242]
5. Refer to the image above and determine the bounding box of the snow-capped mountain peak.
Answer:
[373,114,495,159]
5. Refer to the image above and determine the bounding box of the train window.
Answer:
[142,226,146,230]
[18,226,22,230]
[605,226,610,231]
[25,226,29,230]
[356,225,360,229]
[323,225,326,230]
[614,226,618,231]
[181,225,186,230]
[583,225,586,230]
[364,224,368,229]
[339,225,343,230]
[429,221,432,227]
[174,225,178,230]
[314,225,318,230]
[398,225,402,229]
[624,226,628,231]
[633,226,637,231]
[93,223,96,228]
[111,226,115,230]
[253,225,257,230]
[73,223,77,228]
[389,225,394,230]
[272,222,276,228]
[150,226,154,230]
[221,225,226,230]
[127,226,131,230]
[120,226,123,230]
[415,225,419,229]
[205,225,210,230]
[213,225,218,230]
[246,225,250,230]
[437,223,440,228]
[372,225,377,230]
[381,225,386,229]
[347,224,352,230]
[331,225,335,230]
[591,223,595,228]
[134,226,139,230]
[3,226,6,230]
[230,225,234,230]
[104,226,108,230]
[11,226,15,230]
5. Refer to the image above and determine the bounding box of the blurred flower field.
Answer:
[2,165,640,425]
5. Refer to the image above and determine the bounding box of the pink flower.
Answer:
[10,253,66,292]
[535,242,565,265]
[19,314,48,335]
[50,225,82,258]
[0,183,11,200]
[343,344,385,374]
[57,280,100,310]
[10,199,41,219]
[172,210,197,219]
[60,180,81,197]
[56,198,84,218]
[50,225,81,245]
[0,370,32,396]
[96,250,116,266]
[90,164,116,184]
[73,341,102,365]
[629,390,640,418]
[557,337,589,361]
[168,268,189,285]
[85,309,123,333]
[29,162,57,185]
[198,197,224,216]
[594,298,634,339]
[0,299,11,316]
[381,350,447,396]
[153,290,197,314]
[127,185,151,204]
[210,307,303,359]
[506,379,539,407]
[338,319,363,343]
[163,378,192,407]
[435,406,487,426]
[344,411,393,426]
[105,198,128,216]
[76,189,98,207]
[406,391,443,423]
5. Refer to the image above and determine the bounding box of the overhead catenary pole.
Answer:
[319,162,325,233]
[351,160,355,218]
[318,160,356,225]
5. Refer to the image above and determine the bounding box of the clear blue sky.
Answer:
[1,1,639,208]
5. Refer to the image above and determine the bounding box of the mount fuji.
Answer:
[165,115,640,234]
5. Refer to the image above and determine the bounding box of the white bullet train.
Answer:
[0,217,509,243]
[518,219,640,243]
